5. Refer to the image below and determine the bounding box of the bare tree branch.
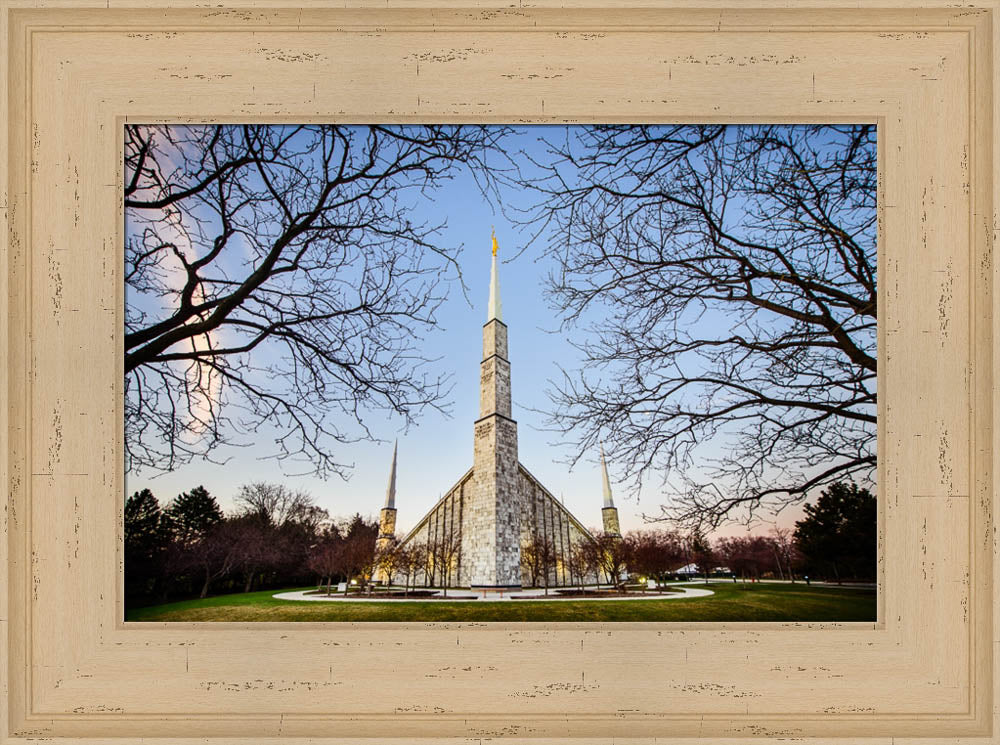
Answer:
[125,124,511,477]
[511,124,877,528]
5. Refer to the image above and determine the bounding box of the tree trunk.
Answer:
[243,572,254,594]
[200,570,212,599]
[773,548,785,581]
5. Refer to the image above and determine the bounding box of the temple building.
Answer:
[375,232,621,589]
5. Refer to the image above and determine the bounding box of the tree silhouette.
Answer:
[688,530,716,584]
[625,529,685,590]
[125,124,509,477]
[163,485,222,547]
[397,540,429,596]
[514,124,876,527]
[588,531,629,591]
[794,481,876,582]
[522,532,557,594]
[123,488,169,599]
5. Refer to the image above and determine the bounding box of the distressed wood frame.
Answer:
[1,1,997,742]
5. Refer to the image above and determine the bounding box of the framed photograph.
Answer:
[1,1,996,743]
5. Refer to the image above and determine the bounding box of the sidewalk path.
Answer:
[272,583,715,603]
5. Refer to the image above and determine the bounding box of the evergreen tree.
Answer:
[165,485,223,548]
[124,488,162,556]
[124,488,168,599]
[794,482,876,582]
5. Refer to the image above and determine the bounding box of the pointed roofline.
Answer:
[600,442,615,509]
[383,439,398,509]
[487,229,503,322]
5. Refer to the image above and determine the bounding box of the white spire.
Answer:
[487,229,502,322]
[600,442,615,508]
[383,440,398,509]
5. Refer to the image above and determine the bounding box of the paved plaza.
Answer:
[273,583,716,603]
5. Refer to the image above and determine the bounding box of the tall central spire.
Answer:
[468,229,521,588]
[488,228,502,322]
[479,231,511,420]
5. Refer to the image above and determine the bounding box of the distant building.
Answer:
[672,563,731,578]
[375,233,620,588]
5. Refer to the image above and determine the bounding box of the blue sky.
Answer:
[126,126,813,538]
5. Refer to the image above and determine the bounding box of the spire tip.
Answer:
[487,230,502,321]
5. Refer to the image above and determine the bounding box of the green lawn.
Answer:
[126,582,876,623]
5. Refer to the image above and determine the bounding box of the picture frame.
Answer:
[1,1,996,742]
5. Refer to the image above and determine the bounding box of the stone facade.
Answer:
[398,464,600,588]
[441,314,520,587]
[519,466,597,587]
[601,506,621,537]
[378,507,397,540]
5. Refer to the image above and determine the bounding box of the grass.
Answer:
[126,582,876,623]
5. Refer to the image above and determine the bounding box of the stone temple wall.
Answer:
[518,466,599,587]
[392,464,598,588]
[463,414,522,587]
[400,470,472,587]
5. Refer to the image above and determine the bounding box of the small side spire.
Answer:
[600,442,615,509]
[383,439,398,509]
[487,228,503,322]
[374,441,400,582]
[600,444,621,537]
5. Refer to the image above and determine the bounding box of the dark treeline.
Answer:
[544,482,876,589]
[640,482,876,585]
[125,480,875,606]
[123,481,379,608]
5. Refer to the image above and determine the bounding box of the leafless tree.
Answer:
[374,537,401,589]
[306,532,342,596]
[429,520,462,597]
[125,124,509,477]
[768,526,799,583]
[625,529,685,592]
[567,541,594,591]
[513,125,876,528]
[398,540,428,596]
[685,530,716,584]
[228,513,277,593]
[715,534,777,583]
[522,532,557,594]
[234,482,318,528]
[588,531,630,592]
[189,519,244,598]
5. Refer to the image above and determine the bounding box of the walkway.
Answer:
[272,583,715,603]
